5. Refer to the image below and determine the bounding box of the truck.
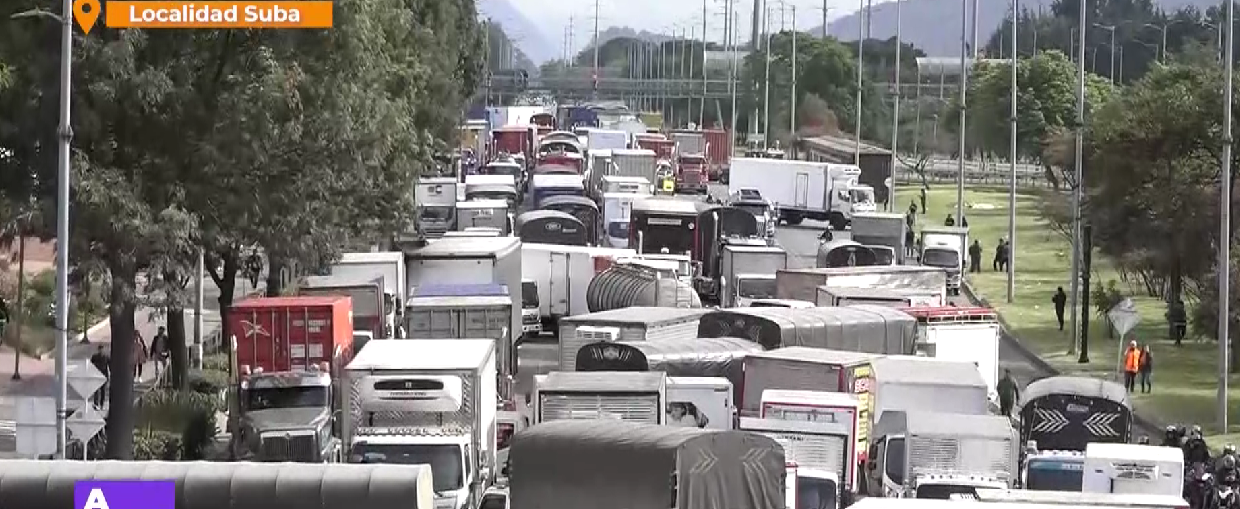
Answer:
[344,339,498,509]
[0,461,435,509]
[1082,444,1184,497]
[575,337,760,402]
[665,376,735,430]
[515,210,589,246]
[746,389,863,503]
[852,212,908,265]
[775,266,947,305]
[816,287,940,308]
[866,411,1019,498]
[600,175,653,196]
[635,136,677,161]
[521,243,635,329]
[508,421,786,509]
[405,283,515,392]
[228,296,355,462]
[674,153,710,194]
[701,128,731,180]
[529,173,585,208]
[865,356,991,429]
[697,307,917,352]
[719,244,789,307]
[630,197,702,256]
[298,274,388,339]
[610,148,659,180]
[1018,376,1132,453]
[728,158,876,230]
[406,236,522,365]
[557,307,709,371]
[901,307,1002,403]
[521,279,541,339]
[331,251,406,322]
[456,200,511,234]
[585,128,629,151]
[416,177,458,237]
[961,488,1192,509]
[691,205,764,301]
[491,126,532,162]
[586,149,613,198]
[586,261,702,312]
[532,371,667,424]
[919,226,968,296]
[602,192,642,248]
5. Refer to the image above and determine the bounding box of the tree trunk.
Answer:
[104,263,138,460]
[265,256,286,297]
[213,250,240,356]
[166,308,187,389]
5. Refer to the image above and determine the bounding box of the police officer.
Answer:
[1218,453,1239,487]
[1184,426,1213,466]
[1162,425,1182,447]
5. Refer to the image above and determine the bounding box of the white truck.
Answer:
[332,251,406,314]
[1082,443,1184,497]
[600,175,653,196]
[728,158,875,230]
[719,244,789,307]
[344,339,498,509]
[670,131,706,155]
[585,128,629,152]
[775,266,947,305]
[746,389,863,506]
[666,376,735,430]
[815,286,940,308]
[405,283,515,397]
[867,411,1018,499]
[601,192,642,248]
[919,226,968,296]
[610,148,658,184]
[416,177,458,237]
[533,371,667,424]
[456,200,511,234]
[520,243,636,330]
[851,212,908,265]
[902,307,1002,404]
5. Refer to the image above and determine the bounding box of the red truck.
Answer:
[230,295,356,373]
[297,274,389,339]
[635,137,676,161]
[675,153,709,194]
[701,129,731,181]
[492,127,532,161]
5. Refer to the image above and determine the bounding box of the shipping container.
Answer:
[230,296,356,373]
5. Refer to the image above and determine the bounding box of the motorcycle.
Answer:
[1187,466,1213,509]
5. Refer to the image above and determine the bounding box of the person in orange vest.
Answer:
[1123,340,1141,392]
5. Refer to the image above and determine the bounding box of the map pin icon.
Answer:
[73,0,100,34]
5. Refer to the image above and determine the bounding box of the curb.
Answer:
[961,279,1166,437]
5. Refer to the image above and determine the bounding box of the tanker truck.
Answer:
[585,261,701,312]
[0,460,433,509]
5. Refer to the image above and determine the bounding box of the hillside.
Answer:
[477,0,557,62]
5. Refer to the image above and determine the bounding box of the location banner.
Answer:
[76,480,175,509]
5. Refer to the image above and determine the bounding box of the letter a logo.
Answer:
[83,488,109,509]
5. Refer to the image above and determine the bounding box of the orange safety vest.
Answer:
[1124,348,1142,372]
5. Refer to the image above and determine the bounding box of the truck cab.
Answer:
[719,244,788,307]
[602,192,642,248]
[675,153,709,194]
[788,462,843,509]
[520,280,541,340]
[867,411,1017,499]
[1022,448,1085,491]
[236,366,341,462]
[1082,443,1184,497]
[350,430,475,508]
[417,178,458,237]
[919,227,968,296]
[728,197,778,238]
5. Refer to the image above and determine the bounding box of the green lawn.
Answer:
[902,184,1240,438]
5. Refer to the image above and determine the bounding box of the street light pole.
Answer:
[730,9,739,160]
[763,7,773,148]
[1069,0,1087,357]
[790,6,798,138]
[889,0,903,212]
[956,0,967,224]
[1007,0,1018,303]
[1217,0,1233,433]
[701,0,708,127]
[854,0,864,161]
[53,0,74,459]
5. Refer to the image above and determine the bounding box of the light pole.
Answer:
[763,8,773,148]
[730,9,739,160]
[1206,21,1224,62]
[1141,21,1175,63]
[1069,0,1086,358]
[888,0,903,212]
[955,0,967,224]
[1218,0,1234,433]
[1093,23,1116,84]
[854,0,865,161]
[1007,0,1018,303]
[790,5,798,140]
[700,0,708,127]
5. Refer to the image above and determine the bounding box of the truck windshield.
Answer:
[607,221,629,240]
[467,191,515,203]
[351,443,464,492]
[244,386,328,411]
[850,188,874,204]
[421,206,453,220]
[797,476,837,509]
[732,203,769,218]
[869,247,894,265]
[738,278,777,299]
[915,484,978,499]
[1025,459,1084,491]
[522,282,539,307]
[922,248,958,268]
[637,221,694,255]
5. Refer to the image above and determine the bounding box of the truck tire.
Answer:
[829,216,846,231]
[783,212,804,226]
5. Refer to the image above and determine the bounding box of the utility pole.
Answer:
[1069,0,1086,358]
[854,0,864,161]
[866,0,873,39]
[763,11,773,148]
[568,15,575,64]
[955,0,967,225]
[593,0,600,98]
[52,0,74,459]
[1093,24,1116,84]
[192,248,204,368]
[1218,0,1234,432]
[889,0,903,212]
[790,6,798,138]
[731,8,740,159]
[971,0,979,58]
[701,0,708,127]
[822,0,829,38]
[1007,0,1018,303]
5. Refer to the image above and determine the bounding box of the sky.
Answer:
[505,0,881,54]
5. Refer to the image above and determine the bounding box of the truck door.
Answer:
[550,251,569,315]
[795,173,810,208]
[880,436,906,498]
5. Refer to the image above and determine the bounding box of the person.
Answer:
[1139,345,1153,393]
[1184,426,1212,466]
[1052,287,1068,331]
[919,186,927,215]
[997,369,1020,416]
[904,228,916,257]
[89,345,110,407]
[992,239,1005,271]
[1122,341,1141,392]
[1167,299,1187,346]
[905,209,915,231]
[666,403,704,428]
[961,216,969,228]
[132,331,149,380]
[908,201,918,217]
[944,214,955,226]
[968,240,983,273]
[150,326,170,378]
[245,251,263,289]
[1162,425,1181,447]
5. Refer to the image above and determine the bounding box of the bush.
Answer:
[188,369,230,396]
[133,430,183,460]
[180,407,219,460]
[202,353,230,372]
[136,388,222,433]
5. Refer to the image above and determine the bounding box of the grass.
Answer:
[903,184,1240,438]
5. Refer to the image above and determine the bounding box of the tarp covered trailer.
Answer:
[0,460,433,509]
[558,307,709,370]
[509,420,786,509]
[696,306,916,352]
[516,210,589,246]
[575,336,761,400]
[1018,376,1132,451]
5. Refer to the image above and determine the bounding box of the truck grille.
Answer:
[909,436,1013,479]
[757,431,848,488]
[523,314,540,325]
[260,433,318,462]
[539,394,661,424]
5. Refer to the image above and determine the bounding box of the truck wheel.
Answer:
[829,216,846,231]
[784,213,804,226]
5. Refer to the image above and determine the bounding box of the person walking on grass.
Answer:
[1052,287,1068,331]
[997,369,1020,416]
[919,186,927,215]
[132,331,148,381]
[1123,340,1141,392]
[1139,345,1154,393]
[968,240,983,273]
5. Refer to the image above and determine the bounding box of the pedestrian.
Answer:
[961,215,969,228]
[904,228,916,257]
[993,239,1006,271]
[89,345,109,407]
[944,214,955,226]
[132,331,148,381]
[150,326,170,379]
[1052,287,1067,331]
[1139,345,1154,393]
[905,208,915,230]
[997,369,1020,416]
[919,186,927,215]
[908,201,918,217]
[1166,299,1187,346]
[968,240,983,273]
[1123,340,1141,392]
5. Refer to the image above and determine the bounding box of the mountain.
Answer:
[816,0,1210,56]
[588,27,675,47]
[477,0,558,63]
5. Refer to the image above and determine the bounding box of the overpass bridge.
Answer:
[487,75,746,101]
